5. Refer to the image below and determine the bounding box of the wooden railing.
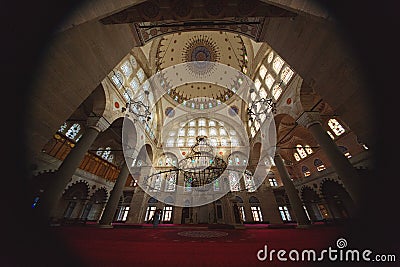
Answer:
[42,133,135,186]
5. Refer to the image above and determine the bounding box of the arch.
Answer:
[62,180,90,199]
[148,197,158,204]
[249,196,260,203]
[320,179,355,219]
[235,196,244,203]
[89,187,108,204]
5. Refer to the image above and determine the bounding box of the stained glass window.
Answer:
[229,171,240,191]
[278,206,291,221]
[296,144,307,158]
[265,74,275,89]
[272,84,282,100]
[314,158,326,171]
[267,51,274,63]
[231,137,239,146]
[259,64,267,79]
[272,57,284,74]
[121,60,132,77]
[58,122,68,133]
[244,172,256,192]
[177,138,184,147]
[281,66,294,84]
[96,147,103,157]
[129,55,137,69]
[259,87,267,99]
[328,118,345,136]
[188,128,195,136]
[327,131,335,139]
[151,174,162,192]
[302,166,311,177]
[111,71,124,89]
[251,206,263,221]
[255,78,262,90]
[165,173,177,192]
[101,147,111,160]
[305,145,313,154]
[214,179,221,191]
[136,68,145,82]
[129,77,140,92]
[66,123,81,140]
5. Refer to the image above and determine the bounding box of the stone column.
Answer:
[274,152,311,227]
[39,117,109,220]
[99,162,130,226]
[296,112,360,207]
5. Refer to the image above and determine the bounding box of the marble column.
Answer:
[39,117,109,220]
[99,162,130,226]
[296,112,360,207]
[274,152,311,227]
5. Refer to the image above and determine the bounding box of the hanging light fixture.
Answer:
[111,69,152,122]
[247,86,276,123]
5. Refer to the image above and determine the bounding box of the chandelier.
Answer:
[178,136,227,191]
[247,87,276,123]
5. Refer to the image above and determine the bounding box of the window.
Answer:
[267,51,274,63]
[304,145,313,154]
[162,206,173,222]
[244,172,256,192]
[251,206,263,222]
[166,138,174,147]
[338,146,352,158]
[314,158,326,171]
[281,66,294,84]
[65,123,81,140]
[259,87,267,99]
[165,173,177,192]
[278,206,292,221]
[239,206,246,222]
[302,166,311,177]
[187,128,195,136]
[116,206,130,221]
[213,179,221,191]
[254,78,262,90]
[269,178,278,187]
[328,118,346,136]
[209,128,217,136]
[184,177,192,192]
[296,144,307,159]
[129,55,137,69]
[111,71,124,88]
[177,138,185,147]
[121,60,132,77]
[144,206,156,221]
[265,74,275,89]
[187,138,195,147]
[198,128,207,136]
[229,171,241,191]
[272,56,284,74]
[259,64,268,79]
[151,174,162,192]
[58,122,68,133]
[272,84,282,100]
[198,119,206,126]
[294,152,301,161]
[327,131,335,139]
[136,68,145,82]
[129,77,140,92]
[178,128,185,136]
[101,147,112,160]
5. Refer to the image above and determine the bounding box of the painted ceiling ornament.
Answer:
[182,35,221,77]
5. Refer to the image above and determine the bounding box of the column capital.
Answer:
[296,111,321,128]
[87,116,110,132]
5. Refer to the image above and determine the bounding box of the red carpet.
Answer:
[49,224,349,267]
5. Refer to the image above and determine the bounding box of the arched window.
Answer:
[249,196,263,222]
[209,128,217,136]
[314,158,326,171]
[65,123,81,140]
[213,178,221,191]
[120,60,132,77]
[328,118,346,136]
[338,146,352,158]
[151,174,162,192]
[129,77,140,92]
[187,138,195,147]
[259,64,267,79]
[136,68,145,82]
[304,145,313,154]
[272,56,284,74]
[231,137,239,147]
[254,78,262,90]
[294,152,301,161]
[296,144,307,158]
[177,138,185,147]
[58,122,68,133]
[187,128,195,136]
[302,166,311,177]
[166,138,175,147]
[244,171,256,192]
[129,55,138,69]
[272,84,282,100]
[265,74,275,89]
[111,71,124,89]
[229,171,240,192]
[101,147,112,160]
[280,66,294,84]
[165,172,177,192]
